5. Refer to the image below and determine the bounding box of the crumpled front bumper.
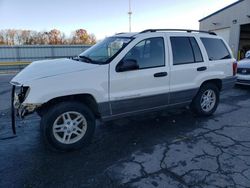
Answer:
[11,85,40,134]
[11,86,16,134]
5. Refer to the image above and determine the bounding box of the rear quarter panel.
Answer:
[197,36,235,83]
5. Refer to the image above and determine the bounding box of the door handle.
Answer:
[197,66,207,71]
[154,72,168,77]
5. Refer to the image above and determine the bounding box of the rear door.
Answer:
[167,34,207,105]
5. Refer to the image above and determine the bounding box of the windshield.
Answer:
[79,37,132,64]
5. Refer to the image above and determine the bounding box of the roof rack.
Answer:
[115,32,126,35]
[139,29,217,35]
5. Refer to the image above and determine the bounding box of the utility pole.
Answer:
[128,0,132,32]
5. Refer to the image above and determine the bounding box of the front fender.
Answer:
[23,65,109,104]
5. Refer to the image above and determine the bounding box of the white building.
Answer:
[199,0,250,59]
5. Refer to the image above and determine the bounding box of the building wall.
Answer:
[199,0,250,58]
[0,45,91,63]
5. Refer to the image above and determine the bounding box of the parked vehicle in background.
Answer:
[10,29,236,151]
[236,51,250,86]
[246,50,250,58]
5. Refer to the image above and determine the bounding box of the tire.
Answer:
[191,83,220,116]
[40,101,95,151]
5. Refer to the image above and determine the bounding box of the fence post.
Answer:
[16,46,22,71]
[51,45,55,59]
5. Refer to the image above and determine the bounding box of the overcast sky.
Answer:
[0,0,237,39]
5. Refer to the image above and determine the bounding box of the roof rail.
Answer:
[115,32,127,35]
[139,29,217,35]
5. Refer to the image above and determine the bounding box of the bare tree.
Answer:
[5,29,16,45]
[20,30,32,45]
[48,29,62,44]
[88,34,97,45]
[0,28,96,45]
[0,30,5,45]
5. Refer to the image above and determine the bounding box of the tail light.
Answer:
[233,61,237,76]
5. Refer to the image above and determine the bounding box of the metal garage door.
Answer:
[211,28,230,43]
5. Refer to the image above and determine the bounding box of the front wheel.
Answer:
[191,83,220,116]
[40,101,95,151]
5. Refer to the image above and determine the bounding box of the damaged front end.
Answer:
[11,85,40,134]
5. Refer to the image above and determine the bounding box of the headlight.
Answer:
[18,86,30,103]
[14,86,30,104]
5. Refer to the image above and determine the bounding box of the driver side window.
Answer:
[123,37,165,69]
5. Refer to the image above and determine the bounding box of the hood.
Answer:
[238,58,250,69]
[11,58,99,85]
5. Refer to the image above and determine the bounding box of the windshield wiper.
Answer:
[79,56,105,65]
[69,56,79,61]
[78,55,93,63]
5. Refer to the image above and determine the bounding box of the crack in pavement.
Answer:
[1,83,250,188]
[104,106,250,188]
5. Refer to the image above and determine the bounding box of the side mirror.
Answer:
[116,59,139,72]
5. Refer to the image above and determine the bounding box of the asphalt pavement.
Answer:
[0,74,13,112]
[0,74,250,188]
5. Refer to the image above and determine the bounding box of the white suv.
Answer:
[10,29,237,151]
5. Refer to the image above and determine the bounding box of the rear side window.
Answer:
[201,38,231,61]
[170,37,203,65]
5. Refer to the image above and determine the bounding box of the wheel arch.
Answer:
[191,79,221,116]
[37,93,101,118]
[200,79,222,91]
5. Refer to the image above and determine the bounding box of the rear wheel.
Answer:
[191,83,219,116]
[40,101,95,151]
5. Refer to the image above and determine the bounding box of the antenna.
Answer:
[128,0,132,32]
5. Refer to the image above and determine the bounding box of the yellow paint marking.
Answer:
[0,62,31,66]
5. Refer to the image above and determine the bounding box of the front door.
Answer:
[109,35,170,116]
